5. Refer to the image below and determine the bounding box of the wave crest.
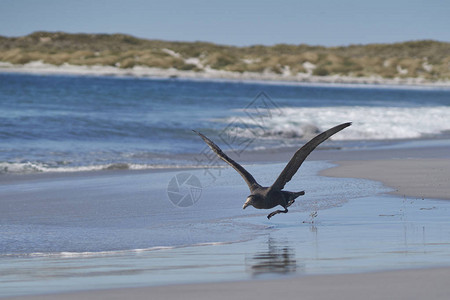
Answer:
[219,106,450,141]
[0,161,185,175]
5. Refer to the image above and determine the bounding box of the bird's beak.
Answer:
[243,198,251,209]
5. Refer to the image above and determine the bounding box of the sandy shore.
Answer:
[322,158,450,200]
[5,267,450,300]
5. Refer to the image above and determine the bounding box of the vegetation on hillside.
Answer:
[0,32,449,80]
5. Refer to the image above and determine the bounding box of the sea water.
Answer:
[1,72,450,173]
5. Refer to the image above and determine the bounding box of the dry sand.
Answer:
[322,158,450,200]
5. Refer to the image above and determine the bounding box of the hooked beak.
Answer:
[243,198,251,209]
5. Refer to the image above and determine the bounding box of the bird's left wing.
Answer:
[270,122,351,191]
[193,130,260,192]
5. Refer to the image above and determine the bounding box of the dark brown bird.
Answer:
[193,122,351,219]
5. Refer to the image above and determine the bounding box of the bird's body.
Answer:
[243,187,305,218]
[246,188,302,209]
[194,122,351,219]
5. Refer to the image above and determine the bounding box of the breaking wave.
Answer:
[0,161,195,175]
[2,241,243,259]
[220,106,450,141]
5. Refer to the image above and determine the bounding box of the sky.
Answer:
[0,0,449,46]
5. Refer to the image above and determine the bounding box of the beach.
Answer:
[5,267,450,300]
[1,73,450,299]
[2,140,450,299]
[2,3,450,298]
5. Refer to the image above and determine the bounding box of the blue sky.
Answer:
[0,0,449,46]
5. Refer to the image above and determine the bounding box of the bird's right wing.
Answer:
[193,130,261,192]
[270,122,352,191]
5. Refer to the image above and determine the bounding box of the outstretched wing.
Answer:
[193,130,261,192]
[270,122,351,191]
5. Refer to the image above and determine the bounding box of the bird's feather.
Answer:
[270,122,351,191]
[193,130,261,192]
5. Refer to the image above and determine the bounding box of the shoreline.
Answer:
[1,61,450,88]
[3,138,449,186]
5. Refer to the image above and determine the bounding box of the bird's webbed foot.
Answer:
[267,208,288,219]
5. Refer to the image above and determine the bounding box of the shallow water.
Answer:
[2,161,450,297]
[0,161,375,255]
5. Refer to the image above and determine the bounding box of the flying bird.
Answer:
[193,122,351,219]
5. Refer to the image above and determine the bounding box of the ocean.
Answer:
[1,72,450,174]
[1,72,450,297]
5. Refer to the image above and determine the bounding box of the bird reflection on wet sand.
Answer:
[246,237,300,277]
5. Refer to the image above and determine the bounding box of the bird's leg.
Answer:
[267,208,288,219]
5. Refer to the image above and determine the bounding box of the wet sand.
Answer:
[6,267,450,300]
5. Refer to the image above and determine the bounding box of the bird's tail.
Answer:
[293,191,305,199]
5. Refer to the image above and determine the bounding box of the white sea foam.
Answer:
[0,161,107,174]
[221,106,450,141]
[0,161,201,174]
[10,241,239,259]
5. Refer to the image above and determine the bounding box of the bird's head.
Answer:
[243,195,257,209]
